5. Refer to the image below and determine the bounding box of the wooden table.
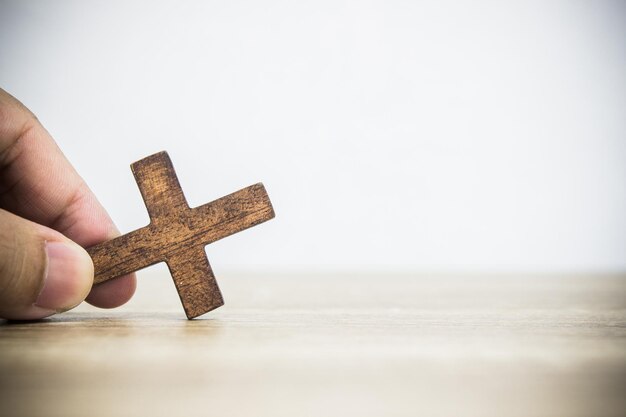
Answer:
[1,271,624,417]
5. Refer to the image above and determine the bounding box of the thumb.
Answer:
[0,209,94,320]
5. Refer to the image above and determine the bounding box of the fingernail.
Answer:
[35,241,94,312]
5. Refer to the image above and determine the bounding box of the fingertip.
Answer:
[85,273,137,308]
[34,241,94,314]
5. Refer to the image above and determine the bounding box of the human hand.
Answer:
[0,89,136,320]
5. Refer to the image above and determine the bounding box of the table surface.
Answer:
[1,271,625,417]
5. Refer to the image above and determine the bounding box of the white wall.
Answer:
[1,0,625,273]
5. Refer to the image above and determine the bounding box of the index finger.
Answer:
[0,88,136,308]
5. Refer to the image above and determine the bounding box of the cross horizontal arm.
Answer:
[87,225,160,284]
[188,182,275,246]
[86,183,275,286]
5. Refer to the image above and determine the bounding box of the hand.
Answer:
[0,89,136,320]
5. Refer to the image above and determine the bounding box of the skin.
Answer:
[0,88,136,319]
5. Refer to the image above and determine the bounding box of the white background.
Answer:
[1,0,625,273]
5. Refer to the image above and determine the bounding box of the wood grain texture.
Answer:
[0,273,624,417]
[86,151,275,318]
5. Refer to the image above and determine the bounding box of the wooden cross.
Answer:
[86,151,275,319]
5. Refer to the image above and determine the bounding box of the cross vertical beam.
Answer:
[167,247,222,319]
[131,151,189,222]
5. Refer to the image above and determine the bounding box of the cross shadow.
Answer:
[0,311,225,330]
